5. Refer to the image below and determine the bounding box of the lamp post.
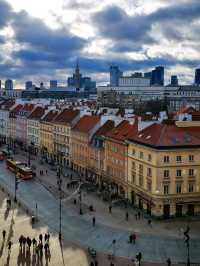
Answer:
[57,167,62,240]
[184,225,190,266]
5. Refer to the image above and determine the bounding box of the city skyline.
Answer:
[0,0,200,88]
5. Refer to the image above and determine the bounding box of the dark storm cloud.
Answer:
[12,11,87,56]
[92,0,200,50]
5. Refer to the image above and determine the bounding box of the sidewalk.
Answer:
[15,151,200,239]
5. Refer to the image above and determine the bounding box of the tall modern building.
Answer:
[25,81,33,90]
[195,68,200,85]
[5,79,13,90]
[67,62,96,91]
[50,80,57,88]
[151,66,164,86]
[0,80,1,90]
[110,65,123,86]
[171,75,178,86]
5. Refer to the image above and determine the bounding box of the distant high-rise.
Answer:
[0,80,1,89]
[151,66,164,86]
[171,75,178,86]
[110,65,123,86]
[50,80,57,88]
[25,81,33,90]
[5,79,13,90]
[195,68,200,85]
[67,61,96,91]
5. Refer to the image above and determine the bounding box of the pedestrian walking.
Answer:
[32,238,37,248]
[92,216,96,227]
[148,219,152,226]
[129,234,133,243]
[138,212,141,220]
[137,252,142,266]
[126,211,129,221]
[109,205,112,213]
[94,260,98,266]
[2,230,6,240]
[44,234,48,242]
[167,258,171,266]
[47,233,50,242]
[46,170,48,175]
[39,243,43,256]
[135,213,138,220]
[27,237,32,249]
[22,236,26,247]
[44,242,49,252]
[8,241,12,253]
[19,235,23,248]
[39,234,43,243]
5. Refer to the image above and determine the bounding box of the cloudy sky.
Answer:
[0,0,200,88]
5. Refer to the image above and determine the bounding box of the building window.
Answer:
[176,183,182,193]
[139,151,143,159]
[188,182,194,193]
[164,185,169,194]
[189,155,194,162]
[176,169,182,177]
[164,156,169,163]
[139,164,143,174]
[132,161,136,170]
[132,149,136,155]
[189,169,194,177]
[164,170,169,178]
[147,168,152,177]
[131,172,135,184]
[176,156,182,162]
[139,175,143,187]
[147,181,152,192]
[148,154,152,162]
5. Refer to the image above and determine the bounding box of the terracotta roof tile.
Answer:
[106,120,138,141]
[95,120,115,137]
[53,109,80,124]
[28,106,46,120]
[41,110,59,122]
[72,115,100,133]
[129,121,200,148]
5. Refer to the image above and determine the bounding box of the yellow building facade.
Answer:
[127,122,200,218]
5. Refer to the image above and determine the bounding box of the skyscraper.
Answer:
[25,81,33,90]
[5,79,13,90]
[195,68,200,85]
[171,75,178,86]
[0,80,1,90]
[50,80,57,88]
[151,66,164,86]
[110,65,123,86]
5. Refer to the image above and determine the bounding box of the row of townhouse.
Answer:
[0,101,200,218]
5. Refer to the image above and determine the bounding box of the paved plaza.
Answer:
[0,151,200,265]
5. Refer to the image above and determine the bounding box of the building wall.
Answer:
[127,142,200,217]
[40,122,54,158]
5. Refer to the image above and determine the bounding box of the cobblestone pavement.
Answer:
[0,150,200,265]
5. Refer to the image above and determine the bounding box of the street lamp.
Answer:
[57,167,62,240]
[184,225,190,266]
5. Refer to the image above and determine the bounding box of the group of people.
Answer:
[18,233,51,258]
[39,169,48,176]
[2,230,12,254]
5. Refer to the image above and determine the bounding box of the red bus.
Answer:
[6,159,33,180]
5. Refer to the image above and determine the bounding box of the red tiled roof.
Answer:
[95,120,115,137]
[41,110,58,122]
[28,106,46,120]
[53,109,80,124]
[106,120,138,141]
[72,115,100,133]
[129,121,200,148]
[10,104,23,114]
[20,103,35,112]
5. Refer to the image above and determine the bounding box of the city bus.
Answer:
[6,159,34,180]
